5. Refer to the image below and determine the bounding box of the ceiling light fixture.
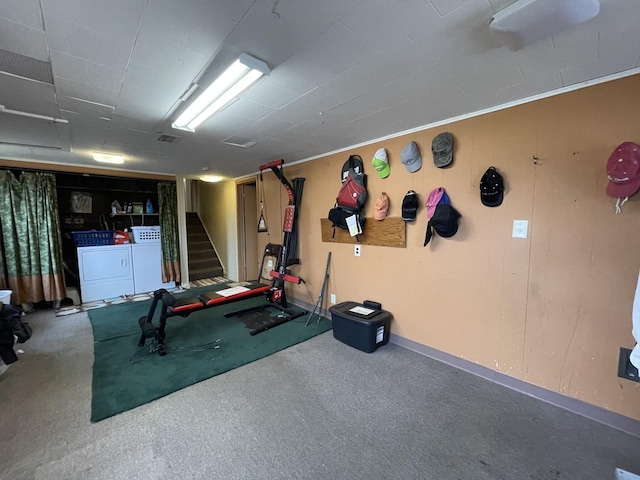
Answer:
[489,0,600,51]
[200,175,224,183]
[92,152,125,164]
[172,53,270,132]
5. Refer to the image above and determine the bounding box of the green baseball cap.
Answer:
[372,148,390,178]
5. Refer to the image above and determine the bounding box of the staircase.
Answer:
[186,212,224,282]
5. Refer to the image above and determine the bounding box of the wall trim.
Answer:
[289,297,640,439]
[391,334,640,439]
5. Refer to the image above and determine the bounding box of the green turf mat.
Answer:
[88,286,331,422]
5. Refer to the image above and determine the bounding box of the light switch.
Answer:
[512,220,528,239]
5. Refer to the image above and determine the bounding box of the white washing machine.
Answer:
[131,241,174,294]
[77,244,134,303]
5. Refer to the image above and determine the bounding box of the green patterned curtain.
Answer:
[0,170,66,304]
[158,182,181,283]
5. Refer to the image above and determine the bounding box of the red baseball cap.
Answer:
[606,142,640,198]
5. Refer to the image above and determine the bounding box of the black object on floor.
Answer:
[330,301,392,353]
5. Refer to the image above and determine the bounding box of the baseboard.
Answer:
[289,296,640,438]
[390,334,640,439]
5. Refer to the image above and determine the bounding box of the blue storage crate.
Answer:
[71,230,114,247]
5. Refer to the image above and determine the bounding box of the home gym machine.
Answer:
[224,159,307,334]
[137,159,307,355]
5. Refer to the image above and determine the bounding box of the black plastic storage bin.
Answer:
[329,301,392,353]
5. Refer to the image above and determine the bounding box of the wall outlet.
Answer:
[512,220,528,238]
[354,245,361,256]
[618,347,640,383]
[330,293,336,304]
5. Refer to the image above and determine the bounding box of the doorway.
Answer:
[237,181,259,281]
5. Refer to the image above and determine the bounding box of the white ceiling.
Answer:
[0,0,639,179]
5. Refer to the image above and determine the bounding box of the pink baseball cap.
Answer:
[606,142,640,198]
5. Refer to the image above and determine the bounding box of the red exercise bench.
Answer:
[137,282,272,356]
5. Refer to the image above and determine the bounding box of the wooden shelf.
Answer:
[112,213,158,216]
[320,217,405,248]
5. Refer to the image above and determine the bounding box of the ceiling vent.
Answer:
[0,49,54,84]
[156,133,180,143]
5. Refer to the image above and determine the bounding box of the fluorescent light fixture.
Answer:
[172,53,269,132]
[489,0,600,51]
[92,152,125,164]
[200,175,224,183]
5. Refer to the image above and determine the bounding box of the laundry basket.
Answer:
[131,226,161,243]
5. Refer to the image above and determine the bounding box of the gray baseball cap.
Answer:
[401,141,422,173]
[432,132,453,168]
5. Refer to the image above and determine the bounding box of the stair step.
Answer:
[189,265,224,281]
[189,258,220,268]
[188,250,217,261]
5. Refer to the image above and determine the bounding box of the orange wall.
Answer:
[257,74,640,421]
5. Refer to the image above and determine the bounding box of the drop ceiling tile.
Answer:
[341,0,437,52]
[41,0,146,44]
[242,78,302,110]
[58,95,115,119]
[241,116,294,139]
[429,0,475,16]
[0,17,48,61]
[123,60,201,107]
[129,35,210,78]
[300,22,374,75]
[561,55,638,88]
[105,127,161,150]
[115,84,176,121]
[50,51,124,92]
[139,0,235,56]
[0,115,63,149]
[0,74,58,117]
[269,101,321,126]
[269,55,334,95]
[46,14,133,72]
[109,115,160,134]
[411,0,497,60]
[487,0,515,13]
[195,105,255,132]
[193,0,254,23]
[55,76,119,107]
[0,71,56,103]
[220,97,275,122]
[598,22,640,63]
[515,30,599,81]
[259,0,360,38]
[67,117,109,149]
[223,2,313,67]
[0,0,44,29]
[469,47,526,90]
[498,72,563,104]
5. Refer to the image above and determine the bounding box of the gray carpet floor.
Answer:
[1,307,640,480]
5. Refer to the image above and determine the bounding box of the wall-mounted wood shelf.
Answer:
[320,217,405,248]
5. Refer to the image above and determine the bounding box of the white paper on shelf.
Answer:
[346,214,360,236]
[349,306,374,315]
[216,286,250,297]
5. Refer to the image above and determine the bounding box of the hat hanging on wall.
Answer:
[374,192,389,221]
[372,148,390,179]
[432,132,453,168]
[480,166,504,207]
[606,141,640,214]
[401,141,422,173]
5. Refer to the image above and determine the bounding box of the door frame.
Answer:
[236,178,259,282]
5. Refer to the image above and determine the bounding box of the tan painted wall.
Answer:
[255,74,640,421]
